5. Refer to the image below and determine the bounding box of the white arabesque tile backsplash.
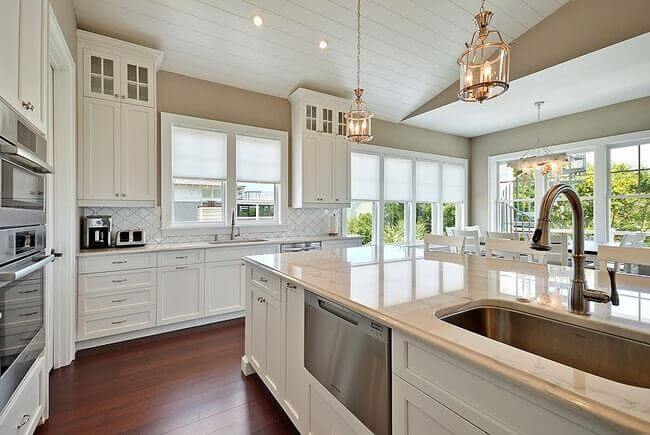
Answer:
[82,207,343,245]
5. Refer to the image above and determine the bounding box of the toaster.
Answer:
[114,229,147,247]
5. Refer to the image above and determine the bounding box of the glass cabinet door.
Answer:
[121,59,154,107]
[84,49,120,101]
[337,111,347,136]
[305,104,318,132]
[321,107,334,134]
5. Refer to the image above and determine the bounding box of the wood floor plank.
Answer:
[36,320,298,435]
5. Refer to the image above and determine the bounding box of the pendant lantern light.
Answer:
[345,0,373,143]
[458,0,511,103]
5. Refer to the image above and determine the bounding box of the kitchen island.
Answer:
[242,245,650,435]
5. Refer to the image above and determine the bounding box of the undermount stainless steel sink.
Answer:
[207,238,268,245]
[439,306,650,388]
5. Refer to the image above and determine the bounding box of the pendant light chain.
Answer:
[356,0,361,92]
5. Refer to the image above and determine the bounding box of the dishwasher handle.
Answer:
[317,298,359,326]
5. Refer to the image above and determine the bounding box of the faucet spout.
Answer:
[530,183,617,315]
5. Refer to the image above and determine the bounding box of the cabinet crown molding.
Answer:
[77,30,164,69]
[289,87,351,108]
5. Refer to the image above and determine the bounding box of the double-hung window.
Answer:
[161,113,288,235]
[442,163,467,234]
[384,157,412,244]
[415,160,440,240]
[347,153,380,245]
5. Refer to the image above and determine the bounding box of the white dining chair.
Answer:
[598,245,650,274]
[547,233,569,266]
[456,229,481,255]
[485,231,518,240]
[445,227,458,236]
[485,238,547,264]
[423,234,465,254]
[464,225,483,237]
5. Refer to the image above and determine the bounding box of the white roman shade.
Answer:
[351,152,380,200]
[384,157,412,201]
[172,126,227,179]
[443,164,466,203]
[236,135,282,183]
[416,160,441,202]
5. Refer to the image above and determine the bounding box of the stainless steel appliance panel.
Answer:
[280,241,322,253]
[0,159,46,227]
[304,291,391,435]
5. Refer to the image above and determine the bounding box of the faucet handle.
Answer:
[607,267,619,306]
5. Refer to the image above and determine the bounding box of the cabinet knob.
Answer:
[21,101,34,111]
[286,282,297,289]
[114,93,119,98]
[122,95,126,99]
[17,414,30,429]
[121,193,126,197]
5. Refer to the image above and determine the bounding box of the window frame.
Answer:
[161,112,288,236]
[345,144,468,246]
[488,130,650,244]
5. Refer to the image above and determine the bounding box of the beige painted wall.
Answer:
[49,0,77,59]
[469,96,650,229]
[371,119,469,158]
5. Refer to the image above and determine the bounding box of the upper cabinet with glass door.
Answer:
[122,58,154,107]
[301,101,339,136]
[85,49,121,102]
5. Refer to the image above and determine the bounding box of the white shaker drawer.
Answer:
[78,287,155,316]
[0,279,42,308]
[0,302,42,328]
[78,252,156,274]
[77,305,156,341]
[157,249,204,267]
[0,355,44,435]
[78,269,156,295]
[251,267,281,300]
[205,244,277,262]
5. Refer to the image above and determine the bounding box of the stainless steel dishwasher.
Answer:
[304,290,391,435]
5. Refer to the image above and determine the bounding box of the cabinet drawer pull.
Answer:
[19,289,38,294]
[176,266,188,270]
[112,298,127,303]
[19,311,38,317]
[175,256,188,259]
[111,320,126,325]
[115,193,120,197]
[17,414,30,429]
[114,93,119,98]
[286,282,297,289]
[112,260,127,264]
[112,279,127,283]
[258,276,268,283]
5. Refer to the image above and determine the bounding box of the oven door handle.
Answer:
[0,254,54,283]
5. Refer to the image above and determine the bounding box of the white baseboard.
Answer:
[75,311,244,350]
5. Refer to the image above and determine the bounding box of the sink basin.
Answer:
[439,306,650,388]
[208,238,268,245]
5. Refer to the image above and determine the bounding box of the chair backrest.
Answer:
[456,229,480,255]
[464,225,482,237]
[423,234,465,254]
[619,233,638,248]
[547,233,568,266]
[445,227,458,236]
[485,238,547,264]
[634,232,647,247]
[598,245,650,271]
[485,231,518,240]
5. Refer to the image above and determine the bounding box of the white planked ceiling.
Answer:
[73,0,567,123]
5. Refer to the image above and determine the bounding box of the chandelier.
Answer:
[458,0,511,103]
[509,102,567,176]
[345,0,373,143]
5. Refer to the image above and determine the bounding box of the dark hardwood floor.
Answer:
[37,320,299,434]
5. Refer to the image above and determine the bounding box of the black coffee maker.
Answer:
[82,216,112,249]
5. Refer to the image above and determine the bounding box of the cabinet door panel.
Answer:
[304,104,318,133]
[320,105,334,135]
[0,0,19,108]
[84,48,120,101]
[82,98,120,200]
[316,136,334,203]
[18,0,46,131]
[302,134,319,203]
[121,58,154,107]
[283,283,307,431]
[264,296,283,399]
[120,104,155,200]
[334,139,350,204]
[393,375,485,435]
[249,286,267,374]
[205,261,244,316]
[157,264,204,325]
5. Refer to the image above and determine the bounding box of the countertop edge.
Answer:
[242,255,650,434]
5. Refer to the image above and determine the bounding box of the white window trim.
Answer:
[488,130,650,244]
[161,112,288,236]
[345,143,468,246]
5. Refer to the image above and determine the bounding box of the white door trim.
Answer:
[48,5,77,369]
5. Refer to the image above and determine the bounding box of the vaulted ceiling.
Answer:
[73,0,567,123]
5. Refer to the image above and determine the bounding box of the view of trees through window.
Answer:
[610,144,650,235]
[383,202,406,244]
[347,201,374,245]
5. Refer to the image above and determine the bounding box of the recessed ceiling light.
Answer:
[252,15,263,27]
[318,39,329,50]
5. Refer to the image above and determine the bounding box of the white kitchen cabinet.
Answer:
[283,281,308,432]
[77,31,162,207]
[393,375,485,435]
[0,0,47,135]
[81,98,120,201]
[157,264,204,325]
[264,295,283,400]
[249,285,267,374]
[0,354,45,435]
[205,260,244,316]
[290,88,352,208]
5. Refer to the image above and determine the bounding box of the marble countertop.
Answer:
[76,235,362,257]
[243,245,650,433]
